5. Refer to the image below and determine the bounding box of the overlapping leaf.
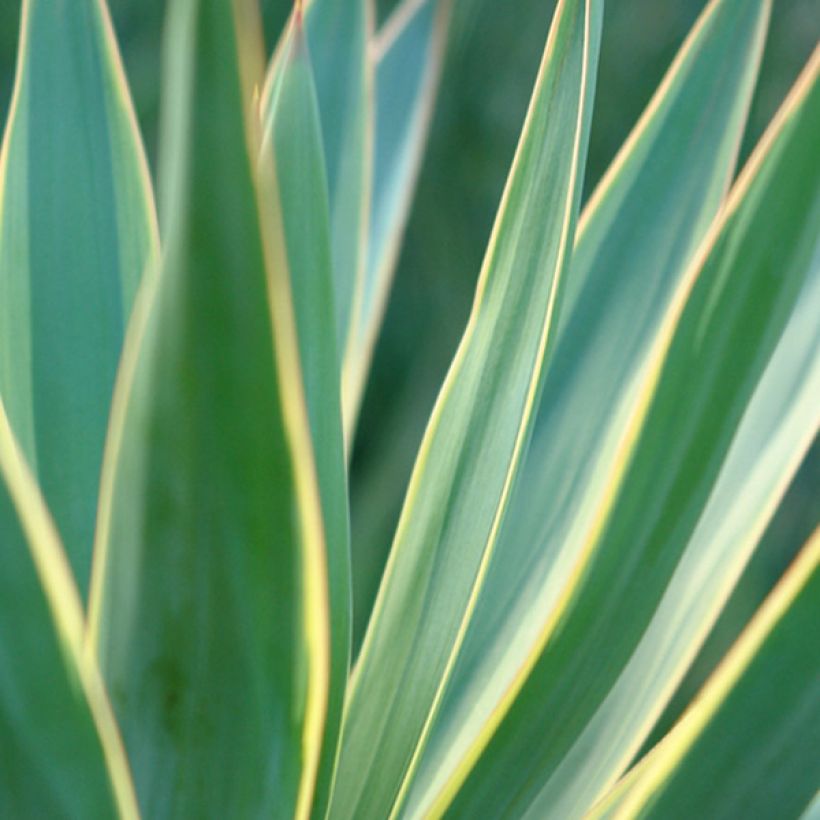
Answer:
[407,0,773,812]
[261,0,373,435]
[87,1,331,816]
[328,1,603,817]
[0,0,158,594]
[592,528,820,819]
[550,234,820,818]
[287,0,371,381]
[442,42,820,819]
[261,18,350,819]
[0,401,136,818]
[344,0,452,427]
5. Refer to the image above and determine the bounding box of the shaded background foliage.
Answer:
[1,0,816,707]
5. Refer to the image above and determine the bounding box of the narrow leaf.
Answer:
[344,0,452,429]
[261,18,351,819]
[554,238,820,818]
[443,44,820,818]
[592,528,820,820]
[262,0,372,385]
[87,1,330,816]
[328,1,602,817]
[0,0,158,594]
[0,401,136,817]
[409,0,773,811]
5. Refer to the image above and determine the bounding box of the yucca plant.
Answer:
[0,0,818,816]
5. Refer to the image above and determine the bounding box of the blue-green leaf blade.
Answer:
[344,0,452,426]
[0,0,158,594]
[0,402,136,817]
[295,0,371,375]
[88,2,332,816]
[408,1,773,812]
[592,529,820,819]
[443,42,820,819]
[262,18,351,820]
[328,1,603,817]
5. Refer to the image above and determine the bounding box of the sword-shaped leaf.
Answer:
[409,0,772,811]
[87,1,330,816]
[264,0,372,388]
[261,17,350,819]
[0,0,158,594]
[344,0,452,428]
[443,44,820,819]
[0,401,136,817]
[328,1,602,816]
[592,528,820,819]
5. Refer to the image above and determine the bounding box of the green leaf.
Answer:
[441,42,820,819]
[582,255,820,791]
[328,1,602,817]
[592,528,820,819]
[261,18,351,820]
[344,0,452,429]
[266,0,372,388]
[0,401,137,817]
[407,0,772,811]
[525,233,820,819]
[0,0,158,595]
[87,1,331,816]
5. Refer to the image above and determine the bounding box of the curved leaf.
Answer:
[592,528,820,819]
[87,1,331,817]
[306,0,371,356]
[261,18,350,819]
[409,0,773,811]
[263,0,372,387]
[444,43,820,818]
[328,1,603,817]
[344,0,452,429]
[0,401,136,817]
[555,238,820,819]
[0,0,158,594]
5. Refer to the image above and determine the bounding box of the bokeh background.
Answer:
[2,0,818,729]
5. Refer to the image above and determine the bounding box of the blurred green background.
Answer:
[1,0,817,706]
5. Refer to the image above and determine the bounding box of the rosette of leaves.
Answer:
[0,0,817,817]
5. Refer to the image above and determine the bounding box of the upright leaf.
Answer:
[262,0,371,390]
[556,238,820,817]
[0,0,158,594]
[87,1,330,816]
[328,2,603,817]
[444,45,820,818]
[0,401,136,818]
[408,0,772,811]
[592,529,820,820]
[261,17,350,819]
[344,0,452,428]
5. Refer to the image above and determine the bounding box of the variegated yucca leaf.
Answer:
[261,0,450,438]
[276,0,372,393]
[261,16,350,819]
[0,400,137,817]
[436,38,820,819]
[86,1,333,816]
[329,1,603,816]
[409,0,774,810]
[344,0,453,430]
[0,0,158,595]
[0,0,817,817]
[592,526,820,819]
